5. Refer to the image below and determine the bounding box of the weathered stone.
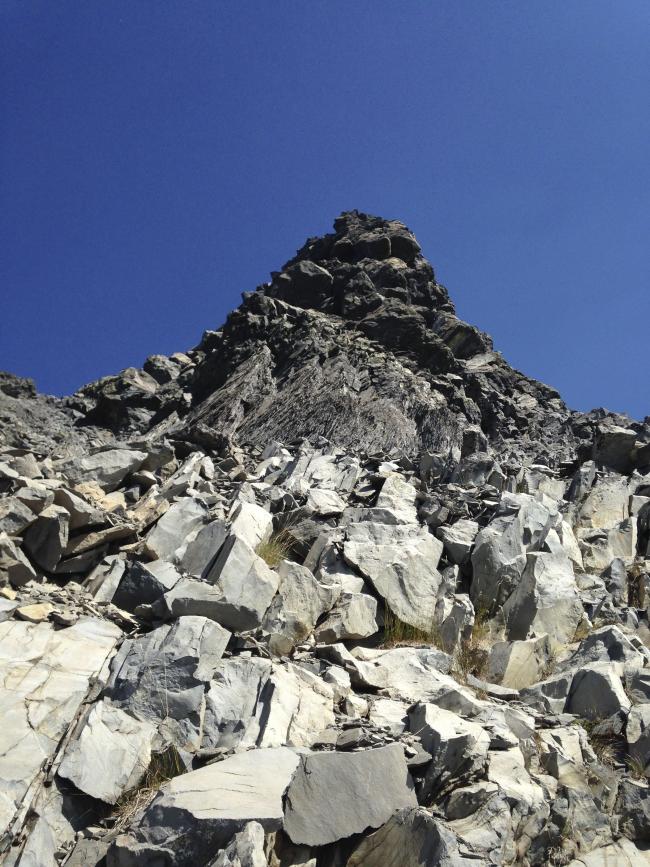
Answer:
[113,558,182,612]
[203,536,279,631]
[229,501,273,549]
[22,504,69,571]
[263,559,338,648]
[626,704,650,776]
[502,551,582,645]
[0,533,37,587]
[0,617,121,842]
[486,635,551,689]
[0,497,36,535]
[305,488,346,517]
[437,519,479,566]
[313,591,378,642]
[55,447,147,492]
[409,703,490,799]
[344,522,443,631]
[14,602,55,622]
[145,497,208,562]
[58,701,157,804]
[209,821,268,867]
[346,807,471,866]
[283,744,417,846]
[566,664,631,720]
[53,488,106,530]
[123,748,300,864]
[177,520,228,579]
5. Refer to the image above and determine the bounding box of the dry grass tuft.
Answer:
[255,528,295,568]
[112,747,185,831]
[382,606,442,649]
[453,608,491,682]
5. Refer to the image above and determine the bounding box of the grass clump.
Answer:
[382,606,442,649]
[112,747,185,831]
[255,527,295,568]
[453,608,491,682]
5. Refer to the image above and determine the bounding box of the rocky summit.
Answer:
[1,212,650,867]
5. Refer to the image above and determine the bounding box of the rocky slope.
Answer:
[1,212,650,866]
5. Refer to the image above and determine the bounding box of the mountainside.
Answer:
[1,213,650,867]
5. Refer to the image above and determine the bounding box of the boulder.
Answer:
[229,501,273,549]
[566,664,631,720]
[203,536,279,631]
[58,701,157,804]
[119,748,300,865]
[313,591,378,642]
[626,704,650,776]
[22,504,69,571]
[55,447,147,492]
[0,533,37,587]
[437,519,479,566]
[0,497,36,536]
[209,821,268,867]
[502,551,582,645]
[177,520,228,579]
[113,559,182,612]
[145,498,208,562]
[576,476,630,529]
[346,807,471,867]
[344,521,443,631]
[283,744,417,846]
[305,488,346,517]
[486,635,552,689]
[262,559,338,649]
[408,703,490,799]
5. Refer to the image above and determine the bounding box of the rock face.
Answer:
[2,211,650,866]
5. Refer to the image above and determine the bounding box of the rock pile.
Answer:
[1,212,650,865]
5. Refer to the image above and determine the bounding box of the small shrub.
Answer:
[256,528,295,568]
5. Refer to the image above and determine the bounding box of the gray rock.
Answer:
[113,558,182,611]
[437,519,479,566]
[502,551,583,645]
[263,559,338,649]
[408,703,490,799]
[566,664,631,720]
[344,521,443,631]
[122,748,300,865]
[209,821,268,867]
[627,704,650,776]
[313,591,378,642]
[22,504,69,571]
[283,744,417,846]
[178,520,228,579]
[203,536,279,631]
[616,778,650,840]
[55,447,148,492]
[486,635,551,689]
[0,533,37,587]
[0,497,37,536]
[53,487,106,530]
[145,497,208,562]
[346,807,473,867]
[58,701,157,804]
[228,501,273,549]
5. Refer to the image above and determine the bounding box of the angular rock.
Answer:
[22,504,69,571]
[344,521,443,631]
[0,533,37,587]
[262,559,338,649]
[566,664,631,721]
[502,551,582,645]
[0,497,36,536]
[145,496,207,562]
[113,558,182,612]
[177,520,228,579]
[55,447,147,492]
[210,821,268,867]
[437,519,479,566]
[204,536,279,631]
[283,744,417,846]
[229,501,273,549]
[58,701,157,804]
[121,748,300,864]
[313,591,378,642]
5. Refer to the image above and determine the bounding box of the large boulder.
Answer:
[283,744,417,846]
[22,504,69,571]
[344,522,443,631]
[55,447,147,492]
[114,748,300,865]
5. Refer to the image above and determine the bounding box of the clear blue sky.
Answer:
[1,2,648,418]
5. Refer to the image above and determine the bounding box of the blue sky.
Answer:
[1,1,648,418]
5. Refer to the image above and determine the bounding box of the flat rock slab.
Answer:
[0,617,122,840]
[130,747,300,864]
[283,743,417,846]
